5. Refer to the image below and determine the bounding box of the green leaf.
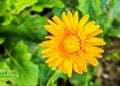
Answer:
[77,0,102,19]
[97,13,111,37]
[0,12,48,42]
[10,41,38,86]
[70,67,100,86]
[31,0,64,12]
[0,37,5,45]
[110,0,120,22]
[32,46,45,64]
[11,0,37,14]
[108,26,120,38]
[29,14,48,42]
[38,63,54,86]
[0,62,17,81]
[53,7,64,18]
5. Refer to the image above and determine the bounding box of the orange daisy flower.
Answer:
[40,11,105,77]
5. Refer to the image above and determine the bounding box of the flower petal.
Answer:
[73,63,83,74]
[86,37,106,46]
[42,51,59,58]
[45,25,58,36]
[84,25,100,35]
[52,16,65,28]
[67,10,73,26]
[62,12,69,26]
[78,21,95,40]
[50,57,63,70]
[85,56,98,66]
[45,55,59,63]
[78,14,89,30]
[86,45,104,54]
[63,60,72,77]
[78,57,87,72]
[48,20,63,34]
[88,29,103,37]
[73,11,78,26]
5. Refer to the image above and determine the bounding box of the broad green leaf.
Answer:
[32,46,45,64]
[10,41,38,86]
[0,0,37,25]
[0,62,17,81]
[29,14,48,42]
[77,0,102,19]
[53,7,64,18]
[0,12,48,42]
[31,0,64,12]
[11,0,37,14]
[38,63,54,86]
[0,12,12,26]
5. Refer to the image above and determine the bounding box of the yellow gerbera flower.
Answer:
[40,11,105,77]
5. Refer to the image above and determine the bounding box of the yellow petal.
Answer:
[62,12,69,26]
[58,61,66,73]
[85,56,98,66]
[42,51,59,58]
[45,36,54,39]
[67,10,73,25]
[63,60,72,77]
[45,55,59,63]
[52,16,65,28]
[88,29,103,37]
[81,21,95,35]
[48,20,62,34]
[73,11,78,26]
[78,57,87,72]
[95,54,103,58]
[73,63,83,74]
[51,57,63,70]
[41,47,56,54]
[86,45,104,54]
[78,21,95,40]
[39,40,54,47]
[78,14,89,30]
[86,37,106,46]
[45,25,58,36]
[84,25,100,35]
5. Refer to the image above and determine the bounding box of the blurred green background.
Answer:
[0,0,120,86]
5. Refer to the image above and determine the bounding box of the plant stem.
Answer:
[46,71,61,86]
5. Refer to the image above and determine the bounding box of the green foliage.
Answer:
[108,26,120,38]
[0,0,120,86]
[9,41,38,86]
[31,0,64,12]
[0,62,17,82]
[0,37,5,45]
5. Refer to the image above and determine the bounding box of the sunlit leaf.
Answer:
[11,0,37,14]
[10,41,38,86]
[31,0,64,12]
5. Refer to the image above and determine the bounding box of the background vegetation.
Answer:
[0,0,120,86]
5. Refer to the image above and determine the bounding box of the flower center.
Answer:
[63,35,80,53]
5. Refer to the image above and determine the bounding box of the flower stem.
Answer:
[46,71,61,86]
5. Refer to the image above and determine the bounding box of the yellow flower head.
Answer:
[40,11,105,77]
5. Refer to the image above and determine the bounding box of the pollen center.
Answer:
[64,35,80,53]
